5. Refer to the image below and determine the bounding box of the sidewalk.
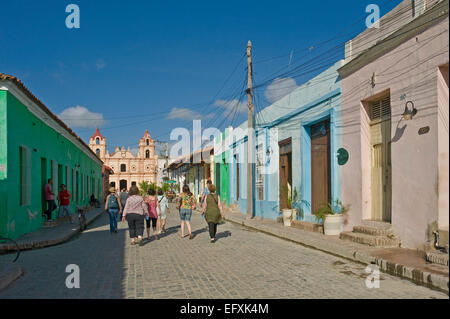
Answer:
[223,211,449,294]
[0,206,104,252]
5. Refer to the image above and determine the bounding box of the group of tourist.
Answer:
[105,182,224,246]
[42,178,225,245]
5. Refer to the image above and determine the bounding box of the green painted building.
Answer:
[0,73,104,239]
[214,129,230,206]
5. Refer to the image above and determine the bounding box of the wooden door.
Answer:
[369,97,392,222]
[311,121,331,214]
[279,138,292,210]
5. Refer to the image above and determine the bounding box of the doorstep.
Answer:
[224,211,449,294]
[0,206,105,252]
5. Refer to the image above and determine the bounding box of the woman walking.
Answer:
[157,188,170,233]
[202,184,224,243]
[122,185,148,246]
[176,185,196,239]
[105,186,122,234]
[145,188,161,240]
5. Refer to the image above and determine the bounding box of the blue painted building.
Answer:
[214,60,344,222]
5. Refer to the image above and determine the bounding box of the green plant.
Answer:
[314,199,348,224]
[138,181,157,196]
[291,187,310,221]
[161,183,170,194]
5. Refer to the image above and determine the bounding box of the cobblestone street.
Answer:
[0,204,447,299]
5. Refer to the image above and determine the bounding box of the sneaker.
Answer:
[210,238,215,243]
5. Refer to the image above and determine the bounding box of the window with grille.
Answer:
[369,96,391,122]
[256,144,264,200]
[20,146,31,206]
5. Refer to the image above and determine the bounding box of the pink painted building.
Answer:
[338,0,449,250]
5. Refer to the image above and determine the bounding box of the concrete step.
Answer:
[340,231,401,248]
[361,220,392,229]
[353,225,394,237]
[426,250,449,266]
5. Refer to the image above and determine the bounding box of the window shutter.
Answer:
[20,146,31,206]
[369,96,391,121]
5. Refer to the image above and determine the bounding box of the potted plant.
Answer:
[280,185,294,226]
[280,187,310,227]
[291,187,310,222]
[314,199,349,235]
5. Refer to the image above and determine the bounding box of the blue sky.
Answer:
[0,0,402,154]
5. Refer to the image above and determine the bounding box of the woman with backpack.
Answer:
[176,185,197,239]
[157,188,170,233]
[105,186,123,234]
[122,185,149,246]
[145,188,161,241]
[202,184,224,243]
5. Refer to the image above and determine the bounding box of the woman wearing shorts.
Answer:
[176,185,196,239]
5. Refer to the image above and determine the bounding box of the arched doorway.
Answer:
[120,179,127,191]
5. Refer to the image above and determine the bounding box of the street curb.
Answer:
[0,208,105,253]
[224,216,449,295]
[0,264,23,292]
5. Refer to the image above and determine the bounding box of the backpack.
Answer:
[108,194,119,209]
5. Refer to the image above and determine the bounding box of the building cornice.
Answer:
[0,79,103,166]
[338,0,449,79]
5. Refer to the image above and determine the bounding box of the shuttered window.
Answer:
[369,96,391,122]
[20,146,31,206]
[256,144,264,200]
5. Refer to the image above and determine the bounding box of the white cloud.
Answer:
[264,77,299,103]
[58,106,107,128]
[166,107,213,122]
[214,98,248,114]
[96,59,106,70]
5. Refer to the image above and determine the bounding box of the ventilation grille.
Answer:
[369,96,391,121]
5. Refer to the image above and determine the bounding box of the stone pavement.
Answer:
[223,211,449,294]
[0,204,447,299]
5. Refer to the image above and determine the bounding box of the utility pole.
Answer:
[246,40,254,219]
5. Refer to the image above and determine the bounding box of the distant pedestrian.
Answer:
[43,179,56,221]
[157,188,170,233]
[145,189,161,240]
[119,188,129,220]
[202,184,224,243]
[176,185,196,239]
[200,179,213,230]
[122,185,148,246]
[90,193,100,207]
[57,184,73,223]
[105,186,122,234]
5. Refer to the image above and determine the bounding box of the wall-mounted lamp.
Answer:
[265,146,273,165]
[402,101,417,120]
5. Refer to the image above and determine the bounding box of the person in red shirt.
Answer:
[58,184,73,223]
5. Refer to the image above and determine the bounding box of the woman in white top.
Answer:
[157,189,170,233]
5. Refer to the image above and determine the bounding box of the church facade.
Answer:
[89,128,158,191]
